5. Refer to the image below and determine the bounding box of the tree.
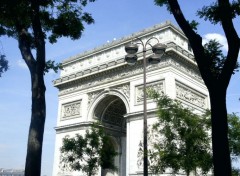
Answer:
[154,1,240,175]
[60,123,118,176]
[0,1,95,175]
[138,93,212,176]
[0,54,8,77]
[228,113,240,175]
[138,91,240,175]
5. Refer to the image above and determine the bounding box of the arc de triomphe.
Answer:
[52,21,209,176]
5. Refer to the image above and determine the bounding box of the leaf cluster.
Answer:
[197,1,240,24]
[154,0,170,12]
[152,1,240,175]
[0,0,95,45]
[155,0,240,26]
[0,54,8,77]
[100,135,118,170]
[204,40,239,78]
[154,0,239,79]
[154,0,200,32]
[188,20,199,32]
[228,113,240,175]
[232,167,240,176]
[60,123,118,176]
[44,60,62,74]
[142,91,212,175]
[228,113,240,161]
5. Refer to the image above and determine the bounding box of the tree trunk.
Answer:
[25,70,46,176]
[209,88,232,176]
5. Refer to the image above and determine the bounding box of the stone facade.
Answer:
[52,21,209,176]
[0,169,24,176]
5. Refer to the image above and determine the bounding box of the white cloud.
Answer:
[203,33,228,51]
[17,59,28,69]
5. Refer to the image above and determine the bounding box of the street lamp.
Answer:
[125,37,166,176]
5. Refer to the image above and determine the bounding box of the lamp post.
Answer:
[125,37,166,176]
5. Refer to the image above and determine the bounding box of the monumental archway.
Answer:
[53,22,209,176]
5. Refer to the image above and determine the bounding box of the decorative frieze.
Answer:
[176,82,206,108]
[61,100,82,120]
[58,55,201,96]
[135,80,164,104]
[59,61,143,95]
[56,42,200,96]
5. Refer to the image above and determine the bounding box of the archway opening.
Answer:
[93,95,127,176]
[94,95,126,130]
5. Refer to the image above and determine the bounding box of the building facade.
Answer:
[52,21,209,176]
[0,169,24,176]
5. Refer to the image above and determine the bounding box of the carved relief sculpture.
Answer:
[135,80,164,104]
[176,82,206,108]
[62,100,81,119]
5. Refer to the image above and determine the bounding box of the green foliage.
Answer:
[153,1,240,175]
[139,91,240,175]
[228,113,240,161]
[0,1,96,175]
[60,123,118,176]
[100,135,118,170]
[204,40,227,78]
[44,60,62,74]
[155,0,240,25]
[154,0,171,12]
[139,91,212,175]
[188,20,199,32]
[0,0,95,45]
[204,40,239,78]
[157,1,239,79]
[154,0,168,8]
[232,168,240,176]
[197,1,240,24]
[0,54,8,77]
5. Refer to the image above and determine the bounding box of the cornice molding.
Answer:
[54,42,199,93]
[55,121,125,135]
[124,109,158,122]
[58,21,194,79]
[62,21,186,65]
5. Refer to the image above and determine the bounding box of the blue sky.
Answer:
[0,1,239,175]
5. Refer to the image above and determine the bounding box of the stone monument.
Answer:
[52,21,209,176]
